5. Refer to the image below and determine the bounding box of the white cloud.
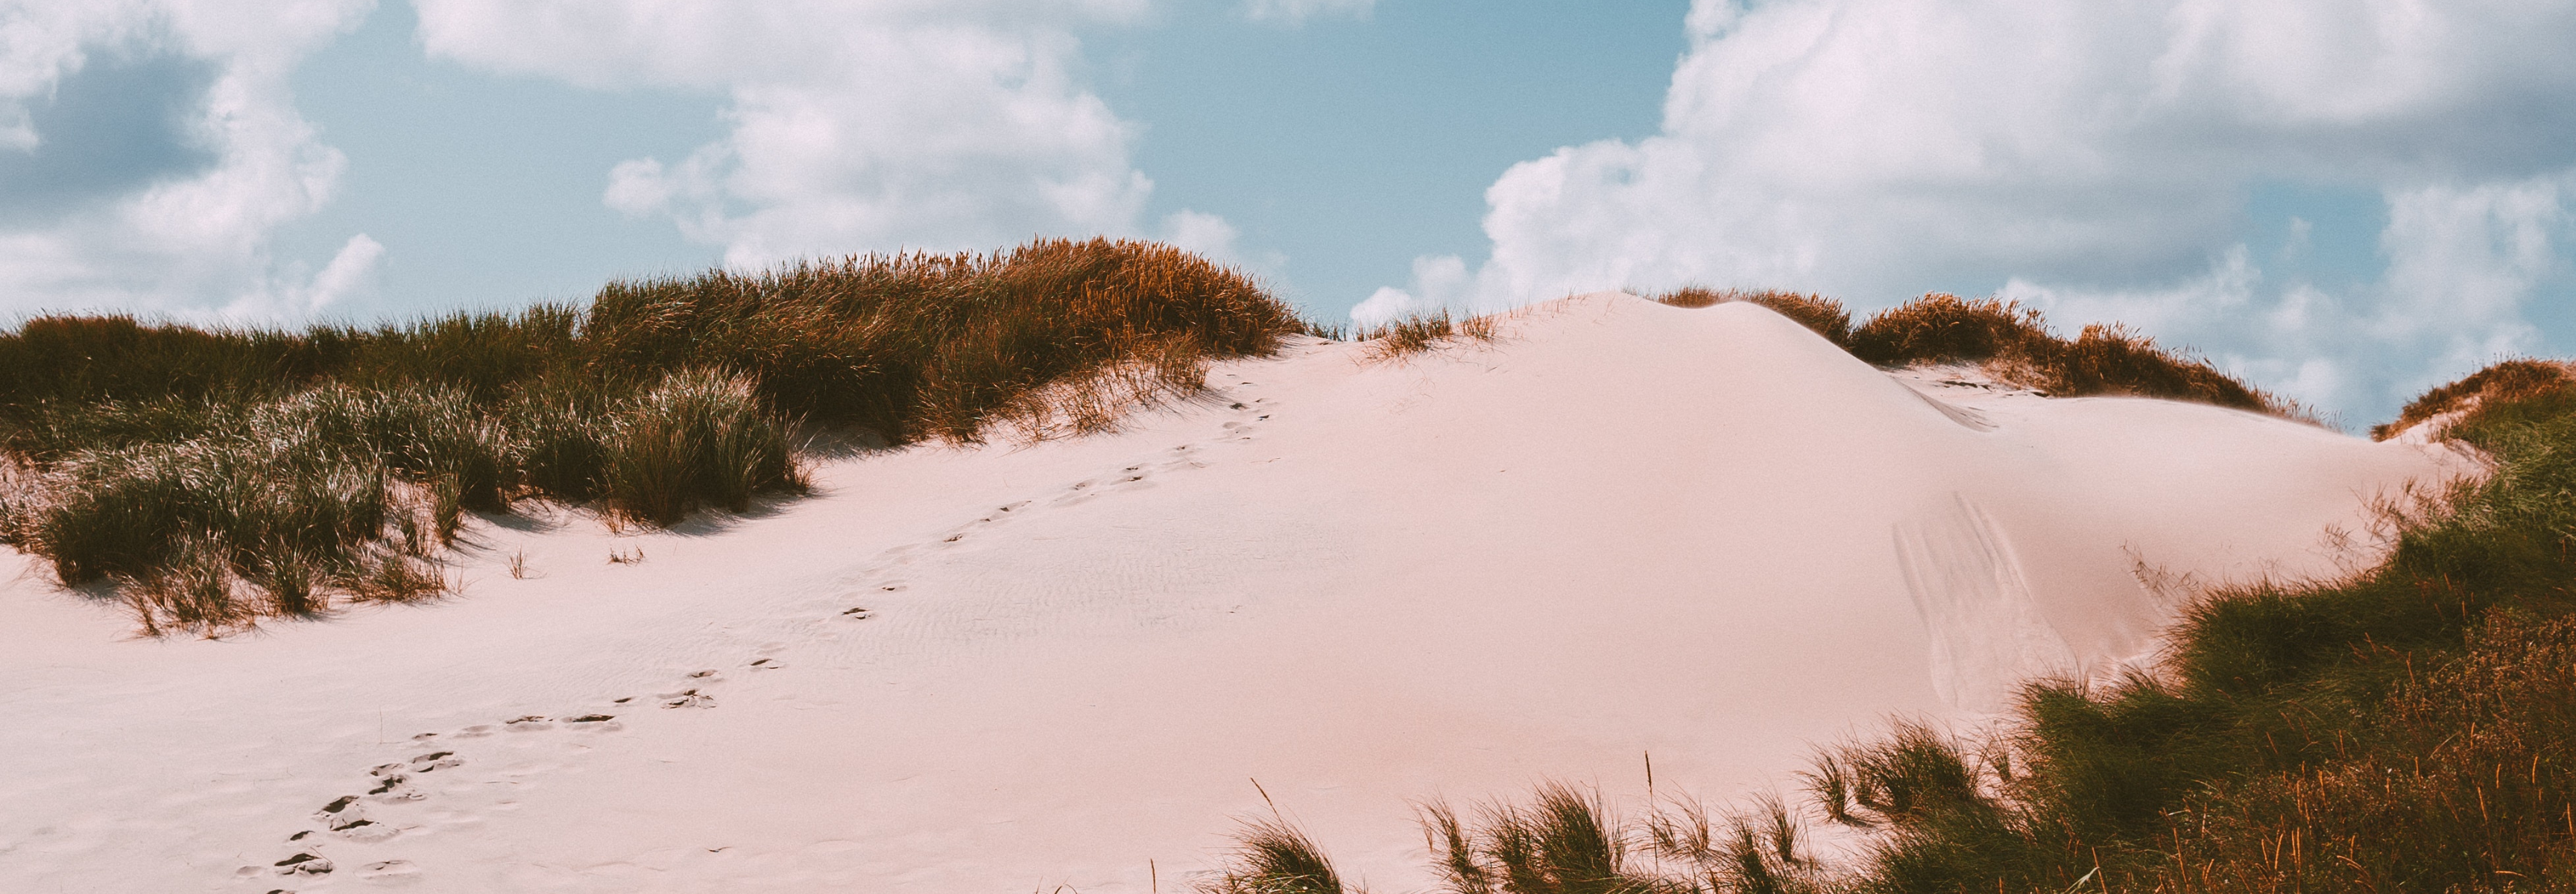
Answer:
[1351,253,1471,326]
[1407,0,2576,420]
[0,0,373,319]
[295,231,384,311]
[1243,0,1372,25]
[1157,208,1288,284]
[416,0,1178,270]
[1997,173,2575,421]
[223,231,382,317]
[1158,209,1238,261]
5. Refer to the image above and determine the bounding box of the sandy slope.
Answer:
[0,294,2460,893]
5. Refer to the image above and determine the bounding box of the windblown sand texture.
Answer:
[0,294,2460,893]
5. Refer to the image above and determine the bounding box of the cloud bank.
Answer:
[415,0,1224,271]
[0,0,378,319]
[1,0,1246,317]
[1368,0,2576,420]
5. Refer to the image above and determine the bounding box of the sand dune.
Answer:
[0,294,2459,893]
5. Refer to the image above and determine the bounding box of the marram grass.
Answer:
[1658,288,2298,419]
[0,238,1308,634]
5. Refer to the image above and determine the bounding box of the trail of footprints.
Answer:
[242,378,1278,890]
[244,656,783,887]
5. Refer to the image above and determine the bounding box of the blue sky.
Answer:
[5,0,2576,425]
[257,0,1689,316]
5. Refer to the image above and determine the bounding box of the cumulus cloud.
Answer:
[1998,174,2576,419]
[1395,0,2576,420]
[1351,254,1468,327]
[1158,209,1239,262]
[1242,0,1373,25]
[414,0,1197,270]
[223,232,384,317]
[0,0,373,319]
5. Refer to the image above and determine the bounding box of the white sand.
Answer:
[0,294,2460,893]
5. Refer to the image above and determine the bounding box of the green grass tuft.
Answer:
[1414,782,1834,894]
[600,369,805,527]
[1205,817,1360,894]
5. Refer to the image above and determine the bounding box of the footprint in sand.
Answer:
[311,793,393,845]
[258,700,644,881]
[359,859,422,881]
[1051,478,1103,507]
[407,750,463,773]
[931,501,1035,548]
[335,817,400,843]
[1105,465,1157,491]
[271,852,332,875]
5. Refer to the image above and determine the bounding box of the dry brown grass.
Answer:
[2371,358,2575,440]
[1843,293,2047,366]
[1360,311,1501,362]
[1852,293,2287,416]
[1993,322,2286,415]
[1653,289,2294,419]
[992,334,1210,443]
[586,236,1304,443]
[1656,288,1852,346]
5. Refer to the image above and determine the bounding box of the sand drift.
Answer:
[0,295,2457,893]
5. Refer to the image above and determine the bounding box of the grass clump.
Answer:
[1421,783,1645,894]
[0,238,1304,633]
[1841,294,2045,367]
[1657,288,1852,346]
[1205,817,1360,894]
[1360,311,1500,361]
[1234,782,1828,894]
[583,238,1301,442]
[2371,358,2573,440]
[1656,289,2291,418]
[1796,361,2576,892]
[598,370,804,527]
[1849,294,2278,413]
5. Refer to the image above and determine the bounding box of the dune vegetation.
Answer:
[0,238,1310,633]
[1201,358,2576,893]
[1658,288,2298,419]
[2371,358,2575,440]
[0,251,2363,646]
[1357,310,1500,361]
